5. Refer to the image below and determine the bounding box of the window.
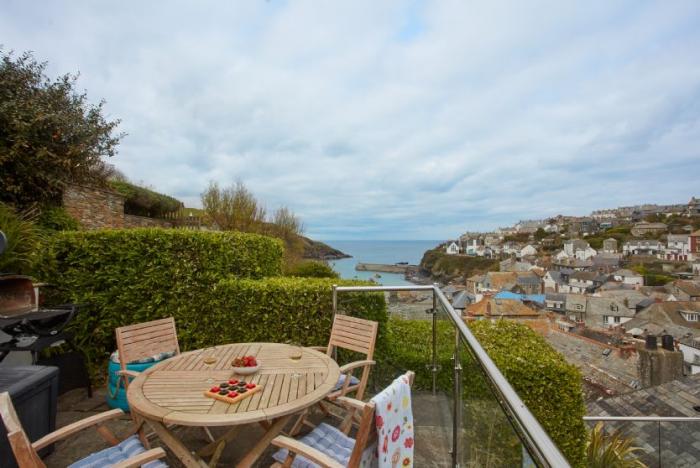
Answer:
[603,315,609,323]
[614,316,621,324]
[684,313,699,322]
[576,304,583,310]
[610,304,618,312]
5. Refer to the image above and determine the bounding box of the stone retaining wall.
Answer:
[124,214,173,228]
[62,184,125,229]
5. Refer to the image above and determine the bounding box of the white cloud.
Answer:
[2,0,700,239]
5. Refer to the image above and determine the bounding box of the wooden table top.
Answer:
[127,342,340,427]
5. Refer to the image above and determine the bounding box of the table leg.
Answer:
[197,426,241,457]
[235,414,293,468]
[147,420,208,468]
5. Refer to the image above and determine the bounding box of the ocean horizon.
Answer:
[325,239,440,286]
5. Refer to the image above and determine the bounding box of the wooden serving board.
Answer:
[203,384,264,404]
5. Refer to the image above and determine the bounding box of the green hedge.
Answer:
[110,180,183,217]
[378,317,586,467]
[34,229,285,370]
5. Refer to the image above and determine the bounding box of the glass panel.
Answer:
[458,334,528,467]
[583,420,656,467]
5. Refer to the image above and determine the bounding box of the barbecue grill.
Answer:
[0,274,78,362]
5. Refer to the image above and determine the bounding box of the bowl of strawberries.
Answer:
[231,355,259,375]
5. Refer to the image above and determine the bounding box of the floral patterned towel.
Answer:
[370,374,414,468]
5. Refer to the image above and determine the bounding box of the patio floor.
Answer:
[44,386,453,467]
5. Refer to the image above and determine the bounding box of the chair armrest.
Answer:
[334,396,367,412]
[112,447,166,468]
[32,409,125,451]
[306,346,328,353]
[271,435,344,468]
[338,360,375,374]
[117,369,140,378]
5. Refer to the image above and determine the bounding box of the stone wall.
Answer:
[124,214,173,228]
[62,184,125,229]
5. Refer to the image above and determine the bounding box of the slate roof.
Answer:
[451,290,473,309]
[623,302,700,340]
[597,289,649,310]
[466,298,540,317]
[587,374,700,467]
[612,269,641,277]
[674,280,700,297]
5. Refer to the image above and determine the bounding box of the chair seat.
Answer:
[68,435,168,468]
[273,423,355,467]
[333,374,360,392]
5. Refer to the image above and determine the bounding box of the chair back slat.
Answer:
[0,392,45,468]
[115,317,180,369]
[327,315,378,359]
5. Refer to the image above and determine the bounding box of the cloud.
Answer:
[2,0,700,239]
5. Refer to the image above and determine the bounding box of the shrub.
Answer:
[34,229,284,370]
[285,260,339,279]
[110,180,183,217]
[36,205,80,231]
[378,317,587,467]
[0,202,42,274]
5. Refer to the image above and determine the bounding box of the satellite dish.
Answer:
[0,231,6,255]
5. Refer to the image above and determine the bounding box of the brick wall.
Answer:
[63,184,125,229]
[124,214,173,228]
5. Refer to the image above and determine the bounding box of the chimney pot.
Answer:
[661,335,675,351]
[645,335,657,350]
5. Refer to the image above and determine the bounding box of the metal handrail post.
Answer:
[452,327,462,468]
[332,284,338,362]
[432,285,438,395]
[657,420,661,468]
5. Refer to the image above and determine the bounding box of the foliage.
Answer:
[420,248,498,282]
[534,227,547,241]
[215,277,386,351]
[34,229,284,373]
[0,50,122,208]
[469,320,587,466]
[586,422,646,468]
[36,205,80,231]
[0,202,42,274]
[110,180,183,218]
[503,232,531,243]
[285,260,339,278]
[378,317,587,467]
[201,181,266,232]
[266,206,306,265]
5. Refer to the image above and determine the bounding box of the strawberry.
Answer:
[228,379,238,385]
[246,383,255,389]
[228,391,238,398]
[210,386,220,393]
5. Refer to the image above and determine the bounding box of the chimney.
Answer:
[637,337,683,388]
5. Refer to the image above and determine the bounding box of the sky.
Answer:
[2,1,700,240]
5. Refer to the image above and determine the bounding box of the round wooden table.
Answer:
[127,342,340,468]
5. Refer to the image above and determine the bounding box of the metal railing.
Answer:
[332,284,570,468]
[583,416,700,468]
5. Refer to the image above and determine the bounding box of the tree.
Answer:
[201,181,266,232]
[534,227,547,241]
[0,50,122,208]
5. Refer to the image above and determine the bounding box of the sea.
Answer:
[325,240,440,286]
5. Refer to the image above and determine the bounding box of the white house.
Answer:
[623,240,664,256]
[663,234,692,261]
[679,338,700,375]
[611,269,644,286]
[446,242,460,255]
[556,239,597,261]
[520,245,537,257]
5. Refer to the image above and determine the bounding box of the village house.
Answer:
[630,222,668,237]
[567,217,599,235]
[445,241,460,255]
[562,294,633,328]
[623,301,700,341]
[545,292,566,313]
[622,239,664,256]
[544,270,568,292]
[499,258,534,272]
[519,244,537,258]
[688,197,700,216]
[690,229,700,257]
[602,238,618,253]
[611,269,644,286]
[678,337,700,375]
[464,297,541,321]
[663,234,692,261]
[555,239,597,261]
[668,280,700,302]
[590,253,622,273]
[596,289,650,314]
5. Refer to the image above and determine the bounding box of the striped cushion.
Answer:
[333,374,360,392]
[272,423,355,467]
[68,435,167,468]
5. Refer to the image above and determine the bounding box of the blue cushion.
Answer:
[68,435,167,468]
[333,374,360,392]
[272,423,355,468]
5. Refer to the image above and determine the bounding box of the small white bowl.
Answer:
[231,364,260,375]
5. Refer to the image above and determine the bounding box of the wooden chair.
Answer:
[114,317,180,389]
[312,314,379,401]
[271,371,415,468]
[0,392,166,468]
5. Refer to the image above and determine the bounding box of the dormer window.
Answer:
[610,304,618,312]
[681,310,699,322]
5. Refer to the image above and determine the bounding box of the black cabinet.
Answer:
[0,366,59,468]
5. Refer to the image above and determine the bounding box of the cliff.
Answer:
[302,237,351,260]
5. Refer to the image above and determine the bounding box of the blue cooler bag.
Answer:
[106,350,175,411]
